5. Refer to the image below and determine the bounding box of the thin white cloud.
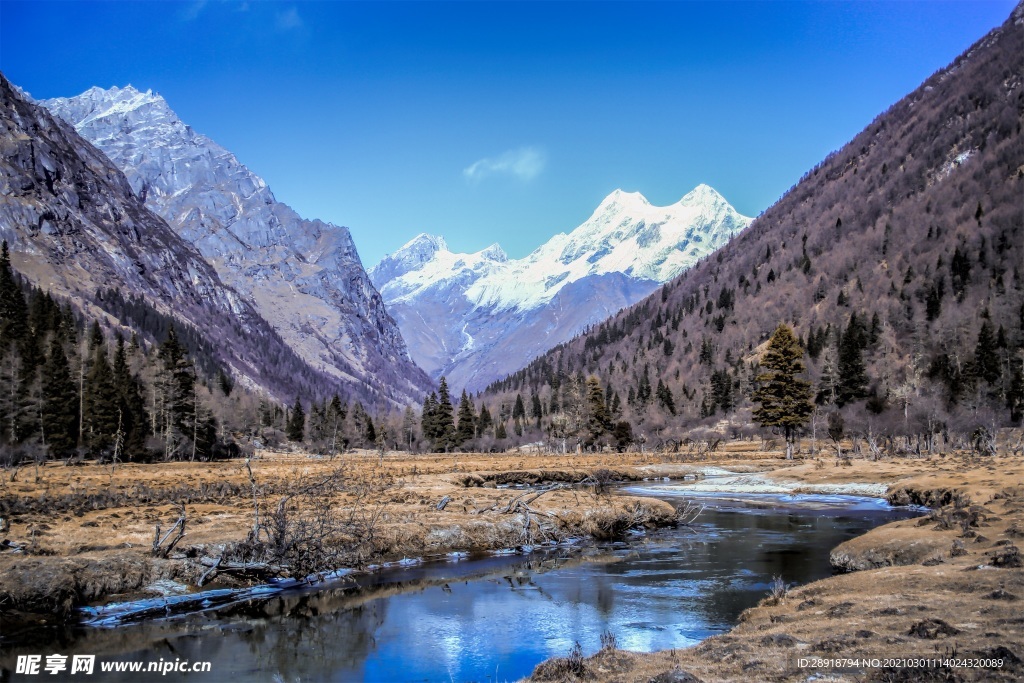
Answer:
[463,146,546,183]
[275,6,304,31]
[180,0,207,21]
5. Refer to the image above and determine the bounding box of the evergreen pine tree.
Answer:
[837,313,869,406]
[87,321,103,351]
[752,324,814,459]
[974,319,1001,385]
[84,344,119,454]
[476,403,493,438]
[363,414,376,444]
[656,378,677,415]
[286,396,305,442]
[455,389,476,446]
[421,391,438,444]
[157,326,196,458]
[0,241,28,345]
[1007,350,1024,424]
[584,376,611,445]
[512,393,526,421]
[112,335,148,458]
[434,377,456,451]
[709,369,732,413]
[40,335,78,458]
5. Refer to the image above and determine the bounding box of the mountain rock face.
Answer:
[42,86,431,405]
[0,73,347,401]
[370,186,750,391]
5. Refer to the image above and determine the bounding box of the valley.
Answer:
[1,443,1022,682]
[0,1,1022,681]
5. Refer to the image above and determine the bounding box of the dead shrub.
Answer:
[987,544,1022,568]
[228,463,396,579]
[762,574,790,606]
[532,641,590,681]
[908,619,961,639]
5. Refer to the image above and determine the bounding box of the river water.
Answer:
[1,489,921,682]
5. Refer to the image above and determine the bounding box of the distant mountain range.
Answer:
[38,85,431,405]
[370,185,750,392]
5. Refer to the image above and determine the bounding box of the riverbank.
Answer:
[0,449,686,629]
[531,452,1024,682]
[3,444,1022,683]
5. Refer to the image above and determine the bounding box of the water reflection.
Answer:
[0,493,919,682]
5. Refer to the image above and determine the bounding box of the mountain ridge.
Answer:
[370,185,751,391]
[41,84,432,406]
[0,72,354,403]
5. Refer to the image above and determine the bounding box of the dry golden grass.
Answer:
[2,443,1022,682]
[0,448,679,615]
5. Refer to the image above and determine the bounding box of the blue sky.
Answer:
[0,1,1015,266]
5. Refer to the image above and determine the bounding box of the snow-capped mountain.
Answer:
[370,186,751,392]
[42,85,431,404]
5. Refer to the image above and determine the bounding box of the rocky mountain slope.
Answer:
[482,3,1023,440]
[41,85,431,405]
[370,186,750,392]
[0,73,410,406]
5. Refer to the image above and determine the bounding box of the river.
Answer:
[0,489,921,682]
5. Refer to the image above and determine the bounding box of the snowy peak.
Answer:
[46,85,172,130]
[374,183,750,314]
[680,182,722,202]
[547,184,750,283]
[596,188,651,212]
[676,183,732,217]
[402,233,450,258]
[479,243,507,262]
[371,184,752,390]
[370,234,449,287]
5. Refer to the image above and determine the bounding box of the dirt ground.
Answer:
[2,441,1022,682]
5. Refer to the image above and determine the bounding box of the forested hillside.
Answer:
[470,5,1023,453]
[0,241,397,463]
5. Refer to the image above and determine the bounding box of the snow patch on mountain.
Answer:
[370,186,751,391]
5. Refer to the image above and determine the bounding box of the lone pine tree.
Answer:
[287,396,305,442]
[752,324,814,460]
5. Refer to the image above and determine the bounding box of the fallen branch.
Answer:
[152,503,187,558]
[676,501,705,526]
[199,555,283,577]
[196,554,222,587]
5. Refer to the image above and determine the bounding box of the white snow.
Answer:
[371,184,751,314]
[630,473,890,498]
